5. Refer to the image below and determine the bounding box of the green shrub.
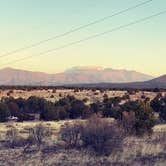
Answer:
[0,103,10,122]
[121,101,156,136]
[151,95,166,122]
[54,106,69,120]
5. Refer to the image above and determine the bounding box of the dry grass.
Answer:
[1,89,163,104]
[0,120,83,141]
[0,89,165,165]
[0,120,166,165]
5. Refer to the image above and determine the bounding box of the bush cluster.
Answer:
[60,115,124,155]
[0,95,119,122]
[151,94,166,122]
[5,124,52,150]
[121,101,156,136]
[0,94,163,126]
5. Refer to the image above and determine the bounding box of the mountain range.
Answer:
[0,67,154,86]
[71,75,166,89]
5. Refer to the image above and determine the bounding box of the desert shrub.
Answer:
[15,97,26,108]
[151,95,166,122]
[121,100,140,113]
[150,94,162,113]
[27,124,52,149]
[5,128,26,148]
[50,95,54,98]
[0,102,10,122]
[1,97,25,121]
[83,98,89,103]
[80,115,124,155]
[56,95,75,107]
[102,105,122,119]
[52,89,56,93]
[120,111,136,136]
[7,101,20,117]
[160,108,166,122]
[90,102,103,114]
[54,106,69,120]
[7,92,10,96]
[40,101,57,120]
[60,122,82,148]
[122,93,130,100]
[121,101,156,136]
[98,96,122,119]
[74,88,80,93]
[82,109,93,119]
[23,96,48,114]
[56,96,88,119]
[89,97,123,119]
[69,99,87,119]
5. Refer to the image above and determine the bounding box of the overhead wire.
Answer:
[0,0,154,58]
[2,9,166,67]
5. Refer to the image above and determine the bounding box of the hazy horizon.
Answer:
[0,0,166,77]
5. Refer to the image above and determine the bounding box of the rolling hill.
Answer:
[149,75,166,83]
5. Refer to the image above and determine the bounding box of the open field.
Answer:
[0,88,166,165]
[0,120,166,166]
[0,89,164,104]
[0,89,128,103]
[0,120,84,142]
[0,120,166,139]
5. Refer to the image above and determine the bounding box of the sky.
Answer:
[0,0,165,76]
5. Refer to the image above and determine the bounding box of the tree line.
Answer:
[0,94,165,124]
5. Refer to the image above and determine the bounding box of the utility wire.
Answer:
[2,10,166,67]
[0,0,154,58]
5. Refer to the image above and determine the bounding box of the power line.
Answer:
[0,0,154,58]
[2,10,166,67]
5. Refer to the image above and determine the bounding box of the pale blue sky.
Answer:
[0,0,165,76]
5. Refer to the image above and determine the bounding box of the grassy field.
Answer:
[0,120,166,166]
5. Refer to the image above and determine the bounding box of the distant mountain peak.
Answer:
[65,66,104,73]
